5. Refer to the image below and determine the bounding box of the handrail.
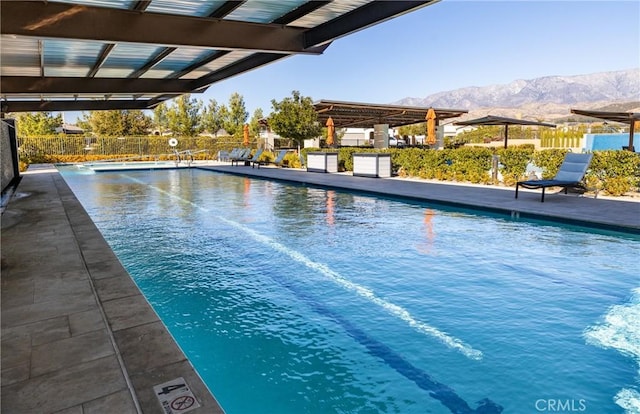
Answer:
[77,149,208,166]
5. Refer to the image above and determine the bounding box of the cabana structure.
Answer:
[314,100,467,148]
[570,109,640,151]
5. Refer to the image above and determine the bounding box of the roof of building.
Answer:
[0,0,438,113]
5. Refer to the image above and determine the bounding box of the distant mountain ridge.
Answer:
[394,68,640,120]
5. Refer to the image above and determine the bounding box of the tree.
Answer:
[201,99,224,136]
[123,110,153,135]
[166,94,202,136]
[222,93,248,136]
[15,112,62,136]
[153,102,169,134]
[249,108,264,137]
[268,91,321,148]
[398,122,426,137]
[76,112,92,133]
[82,110,152,136]
[87,111,125,136]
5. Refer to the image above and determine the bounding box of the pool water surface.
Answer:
[58,167,640,414]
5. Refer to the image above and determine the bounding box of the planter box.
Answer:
[353,153,391,178]
[307,152,338,173]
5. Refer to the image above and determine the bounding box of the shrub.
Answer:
[392,148,427,177]
[531,149,567,179]
[587,150,640,194]
[497,146,536,183]
[602,176,632,196]
[447,147,493,183]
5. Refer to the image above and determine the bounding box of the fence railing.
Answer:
[540,135,582,148]
[17,135,254,159]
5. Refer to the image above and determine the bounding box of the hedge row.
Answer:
[302,146,640,196]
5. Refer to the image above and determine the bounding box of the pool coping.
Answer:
[1,165,224,414]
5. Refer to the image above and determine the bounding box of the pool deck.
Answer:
[2,163,639,413]
[1,165,223,414]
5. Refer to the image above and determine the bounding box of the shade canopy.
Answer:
[570,109,640,151]
[455,115,556,148]
[0,1,438,114]
[314,100,467,129]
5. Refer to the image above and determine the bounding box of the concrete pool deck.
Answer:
[1,165,223,414]
[1,163,639,413]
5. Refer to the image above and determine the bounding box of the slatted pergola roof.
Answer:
[314,99,467,128]
[454,115,556,149]
[570,109,640,150]
[0,0,438,114]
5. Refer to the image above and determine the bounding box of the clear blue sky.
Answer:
[64,0,640,122]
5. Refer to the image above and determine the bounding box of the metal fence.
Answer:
[17,134,253,159]
[540,135,582,148]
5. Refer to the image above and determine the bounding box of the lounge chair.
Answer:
[230,148,251,166]
[235,148,263,167]
[515,153,593,202]
[253,149,288,169]
[227,148,241,159]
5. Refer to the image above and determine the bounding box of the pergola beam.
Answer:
[1,99,155,113]
[191,53,285,90]
[1,76,196,95]
[272,1,331,25]
[209,1,246,19]
[0,1,322,54]
[304,0,437,46]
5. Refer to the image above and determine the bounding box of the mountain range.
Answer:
[394,68,640,121]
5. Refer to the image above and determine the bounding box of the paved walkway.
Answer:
[2,163,638,413]
[1,165,223,414]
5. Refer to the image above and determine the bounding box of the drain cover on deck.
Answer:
[153,377,201,414]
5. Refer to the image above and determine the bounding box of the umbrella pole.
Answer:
[628,120,635,151]
[504,126,509,149]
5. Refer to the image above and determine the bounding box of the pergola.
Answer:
[0,0,438,114]
[454,115,556,149]
[570,109,640,151]
[314,100,468,128]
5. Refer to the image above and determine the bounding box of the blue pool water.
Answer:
[58,167,640,414]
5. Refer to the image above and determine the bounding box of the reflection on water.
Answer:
[418,208,436,254]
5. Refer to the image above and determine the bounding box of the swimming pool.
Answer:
[58,167,640,414]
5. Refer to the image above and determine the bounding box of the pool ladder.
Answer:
[172,149,206,167]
